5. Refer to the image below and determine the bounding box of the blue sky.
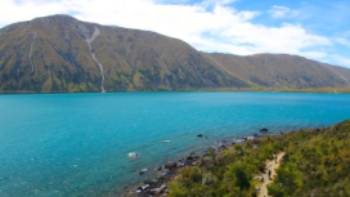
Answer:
[1,0,350,68]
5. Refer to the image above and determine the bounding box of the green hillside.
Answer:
[208,53,350,88]
[168,121,350,197]
[1,15,350,93]
[0,15,245,93]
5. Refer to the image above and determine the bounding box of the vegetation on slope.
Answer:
[208,53,350,89]
[269,121,350,197]
[167,121,350,197]
[1,15,350,93]
[0,15,246,92]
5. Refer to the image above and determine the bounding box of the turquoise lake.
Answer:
[0,92,350,197]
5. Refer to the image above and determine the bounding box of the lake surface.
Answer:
[0,92,350,197]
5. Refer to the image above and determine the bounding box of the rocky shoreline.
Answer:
[122,128,275,197]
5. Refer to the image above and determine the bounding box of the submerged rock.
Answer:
[259,128,269,133]
[197,134,204,138]
[139,168,148,176]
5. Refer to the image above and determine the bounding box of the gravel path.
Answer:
[257,152,285,197]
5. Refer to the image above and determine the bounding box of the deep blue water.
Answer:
[0,92,350,197]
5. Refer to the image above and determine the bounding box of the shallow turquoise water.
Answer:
[0,92,350,197]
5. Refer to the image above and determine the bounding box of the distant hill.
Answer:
[0,15,349,93]
[207,53,350,88]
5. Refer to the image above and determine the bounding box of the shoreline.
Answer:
[1,87,350,95]
[122,128,283,197]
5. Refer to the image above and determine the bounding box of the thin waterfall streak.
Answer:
[28,32,37,73]
[85,27,106,93]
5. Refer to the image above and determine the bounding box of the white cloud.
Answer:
[0,0,348,67]
[301,51,328,60]
[269,5,299,19]
[0,0,67,25]
[325,55,350,68]
[335,37,350,48]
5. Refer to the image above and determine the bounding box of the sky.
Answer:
[0,0,350,68]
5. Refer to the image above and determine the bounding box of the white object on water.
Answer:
[128,152,139,159]
[161,140,171,143]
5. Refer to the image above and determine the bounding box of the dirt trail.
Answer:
[257,152,285,197]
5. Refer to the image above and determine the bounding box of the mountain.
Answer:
[207,53,350,88]
[0,15,349,93]
[0,15,246,92]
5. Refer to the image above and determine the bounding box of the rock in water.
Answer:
[259,128,269,134]
[128,152,139,160]
[139,168,148,176]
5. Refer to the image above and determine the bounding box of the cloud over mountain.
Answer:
[1,0,349,67]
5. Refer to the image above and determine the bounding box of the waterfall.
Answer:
[85,27,106,93]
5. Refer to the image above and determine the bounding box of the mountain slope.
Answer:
[207,53,350,88]
[0,15,350,92]
[0,15,245,92]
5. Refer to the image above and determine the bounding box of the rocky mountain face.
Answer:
[0,15,349,92]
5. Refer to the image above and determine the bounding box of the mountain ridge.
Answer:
[0,14,349,93]
[206,52,350,88]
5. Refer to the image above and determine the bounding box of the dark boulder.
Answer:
[259,128,269,133]
[165,161,177,170]
[186,153,199,165]
[157,166,163,171]
[186,155,194,164]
